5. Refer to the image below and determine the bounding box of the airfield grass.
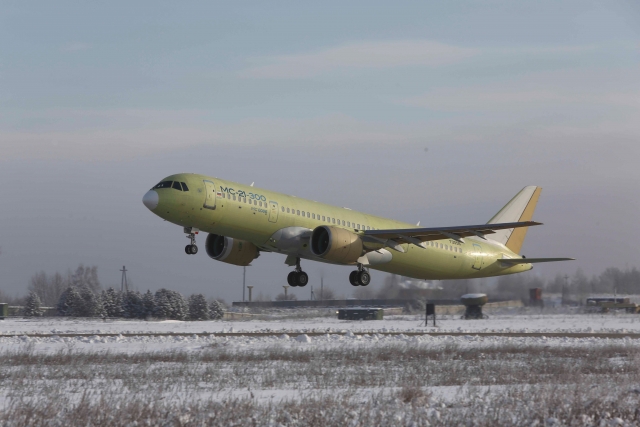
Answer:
[1,341,640,425]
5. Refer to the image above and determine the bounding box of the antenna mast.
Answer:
[120,266,129,293]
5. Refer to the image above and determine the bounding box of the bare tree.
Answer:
[352,286,375,299]
[68,265,101,294]
[275,292,298,301]
[28,272,68,307]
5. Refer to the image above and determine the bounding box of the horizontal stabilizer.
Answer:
[500,257,575,265]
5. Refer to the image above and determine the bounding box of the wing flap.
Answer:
[499,257,575,265]
[363,221,541,245]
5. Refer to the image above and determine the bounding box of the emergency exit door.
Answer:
[472,243,483,270]
[268,201,278,223]
[203,180,216,210]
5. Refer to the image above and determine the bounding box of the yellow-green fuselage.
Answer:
[148,173,532,280]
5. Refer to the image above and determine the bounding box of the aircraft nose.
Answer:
[142,190,159,210]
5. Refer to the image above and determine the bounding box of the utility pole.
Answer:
[120,266,129,293]
[283,285,290,299]
[243,266,246,302]
[247,286,254,302]
[310,285,315,301]
[320,276,324,300]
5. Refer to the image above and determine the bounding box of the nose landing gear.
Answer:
[349,265,371,286]
[184,227,199,255]
[287,258,309,287]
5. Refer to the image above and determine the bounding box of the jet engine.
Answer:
[310,226,364,264]
[205,234,259,266]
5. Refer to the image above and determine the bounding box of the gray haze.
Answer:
[1,1,639,301]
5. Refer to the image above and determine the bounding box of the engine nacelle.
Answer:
[310,226,364,264]
[205,234,259,266]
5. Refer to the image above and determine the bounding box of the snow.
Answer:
[0,313,639,356]
[1,311,639,336]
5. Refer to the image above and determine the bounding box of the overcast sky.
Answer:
[1,1,639,302]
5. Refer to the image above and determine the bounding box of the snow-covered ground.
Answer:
[1,311,639,336]
[3,313,640,425]
[1,312,639,354]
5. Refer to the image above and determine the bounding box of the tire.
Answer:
[287,271,298,287]
[349,271,359,286]
[185,245,192,255]
[358,271,371,286]
[190,245,198,255]
[297,271,309,287]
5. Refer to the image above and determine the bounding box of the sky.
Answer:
[1,1,639,302]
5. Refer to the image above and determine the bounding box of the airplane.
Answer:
[142,174,573,287]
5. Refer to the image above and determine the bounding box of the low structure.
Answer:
[337,308,384,321]
[461,293,489,320]
[586,297,639,313]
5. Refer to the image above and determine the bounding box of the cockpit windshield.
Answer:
[152,181,190,191]
[153,181,173,189]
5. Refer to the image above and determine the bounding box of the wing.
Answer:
[499,257,575,264]
[362,221,541,252]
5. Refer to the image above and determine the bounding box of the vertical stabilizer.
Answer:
[487,186,542,254]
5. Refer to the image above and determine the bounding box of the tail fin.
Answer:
[487,186,542,254]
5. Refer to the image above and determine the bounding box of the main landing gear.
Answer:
[349,265,371,286]
[184,227,198,255]
[287,258,309,287]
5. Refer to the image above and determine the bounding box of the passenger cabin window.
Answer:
[307,212,310,218]
[282,207,285,212]
[347,222,350,227]
[172,181,182,191]
[312,213,315,219]
[322,216,325,221]
[153,181,173,189]
[181,182,189,191]
[297,210,300,215]
[301,211,305,216]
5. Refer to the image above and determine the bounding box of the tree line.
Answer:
[19,265,224,320]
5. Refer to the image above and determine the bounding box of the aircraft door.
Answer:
[268,201,279,223]
[203,180,217,210]
[471,243,483,270]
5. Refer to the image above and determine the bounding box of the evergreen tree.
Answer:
[142,290,155,319]
[76,287,101,317]
[102,288,123,317]
[166,290,188,320]
[208,300,224,320]
[57,286,80,316]
[122,290,144,319]
[188,294,210,321]
[23,291,43,317]
[153,289,172,319]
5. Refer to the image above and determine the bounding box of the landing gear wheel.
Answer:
[297,271,309,287]
[184,228,199,255]
[357,271,371,286]
[287,271,298,287]
[349,271,359,286]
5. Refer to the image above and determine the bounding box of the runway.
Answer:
[2,331,639,339]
